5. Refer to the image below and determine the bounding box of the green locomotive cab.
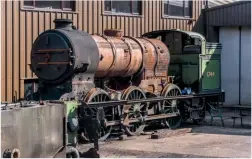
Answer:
[143,29,222,94]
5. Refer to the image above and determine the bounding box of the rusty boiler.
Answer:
[93,29,170,94]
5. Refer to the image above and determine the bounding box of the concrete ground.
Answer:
[79,110,251,158]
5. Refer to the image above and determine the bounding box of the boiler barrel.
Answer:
[30,19,169,84]
[92,33,143,78]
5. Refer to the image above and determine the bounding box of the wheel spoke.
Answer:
[122,87,146,136]
[83,89,114,141]
[162,85,182,129]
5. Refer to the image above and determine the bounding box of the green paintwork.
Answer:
[168,64,181,77]
[169,54,199,85]
[65,101,78,145]
[170,54,199,64]
[199,43,222,92]
[182,65,198,85]
[66,101,78,117]
[201,59,220,90]
[166,30,222,93]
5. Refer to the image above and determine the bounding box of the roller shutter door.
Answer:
[219,27,239,106]
[219,27,251,106]
[240,27,251,105]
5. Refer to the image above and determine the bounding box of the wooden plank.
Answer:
[34,12,39,37]
[196,0,199,21]
[77,1,82,30]
[156,0,160,30]
[175,19,179,29]
[108,15,112,30]
[169,19,173,29]
[163,19,167,29]
[152,0,156,31]
[180,19,184,30]
[178,19,181,30]
[124,16,128,36]
[37,11,43,76]
[192,1,196,20]
[19,10,25,99]
[141,1,145,35]
[62,13,67,19]
[112,16,116,30]
[50,12,56,29]
[93,0,98,33]
[160,1,163,30]
[45,12,50,30]
[120,16,124,35]
[137,17,140,37]
[116,16,120,30]
[88,1,92,33]
[184,20,188,31]
[97,0,102,34]
[133,17,137,37]
[26,11,32,78]
[144,1,148,33]
[73,14,77,28]
[68,14,73,24]
[83,0,88,32]
[56,12,62,19]
[167,19,170,30]
[103,15,107,32]
[13,1,20,100]
[186,20,190,31]
[129,17,132,36]
[148,0,152,32]
[175,19,177,29]
[6,1,13,101]
[1,0,6,101]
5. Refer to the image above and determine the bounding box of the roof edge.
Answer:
[205,1,251,12]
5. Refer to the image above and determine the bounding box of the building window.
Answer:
[164,0,192,17]
[104,0,142,15]
[23,0,75,11]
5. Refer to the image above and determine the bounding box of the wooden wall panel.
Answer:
[19,6,25,99]
[13,1,20,101]
[6,1,13,101]
[45,12,50,30]
[1,0,6,101]
[25,11,32,78]
[1,0,205,102]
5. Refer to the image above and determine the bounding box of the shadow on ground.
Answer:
[101,147,227,158]
[189,125,251,136]
[144,119,251,137]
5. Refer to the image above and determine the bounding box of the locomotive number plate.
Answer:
[207,72,215,77]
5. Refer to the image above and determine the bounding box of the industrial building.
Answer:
[1,0,251,107]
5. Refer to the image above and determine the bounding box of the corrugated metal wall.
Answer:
[1,0,205,102]
[205,1,251,42]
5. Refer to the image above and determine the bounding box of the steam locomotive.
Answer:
[2,18,225,157]
[29,18,224,139]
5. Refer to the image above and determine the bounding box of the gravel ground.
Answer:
[78,111,251,158]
